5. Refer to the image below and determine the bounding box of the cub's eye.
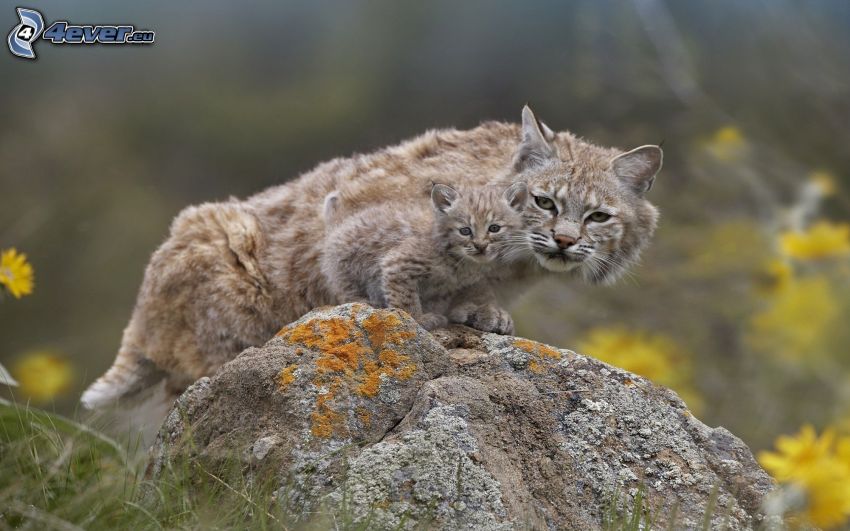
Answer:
[587,211,611,223]
[534,196,556,211]
[488,224,501,233]
[459,227,472,236]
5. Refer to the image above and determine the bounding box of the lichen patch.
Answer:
[363,312,415,350]
[512,338,563,374]
[279,308,419,438]
[277,365,297,390]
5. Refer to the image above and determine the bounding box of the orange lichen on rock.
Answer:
[363,312,415,350]
[355,312,418,398]
[311,380,346,437]
[513,339,563,374]
[396,365,416,380]
[512,339,537,353]
[280,317,370,376]
[277,365,297,389]
[536,343,562,359]
[311,405,343,438]
[285,317,356,351]
[378,349,407,369]
[358,363,383,398]
[513,339,562,359]
[528,360,544,374]
[280,309,420,438]
[357,349,416,397]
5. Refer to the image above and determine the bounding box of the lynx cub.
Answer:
[321,182,528,332]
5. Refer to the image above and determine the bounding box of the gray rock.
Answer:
[147,303,774,530]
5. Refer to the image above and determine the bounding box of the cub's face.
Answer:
[432,182,529,265]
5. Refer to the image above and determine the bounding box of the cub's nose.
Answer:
[553,234,577,249]
[473,242,488,253]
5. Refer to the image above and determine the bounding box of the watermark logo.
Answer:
[7,7,155,60]
[7,8,43,59]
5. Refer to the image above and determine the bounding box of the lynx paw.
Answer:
[417,312,449,331]
[450,303,515,335]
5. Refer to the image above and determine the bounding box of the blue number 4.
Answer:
[43,22,67,43]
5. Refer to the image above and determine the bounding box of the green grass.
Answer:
[0,398,324,530]
[600,482,745,531]
[602,484,657,531]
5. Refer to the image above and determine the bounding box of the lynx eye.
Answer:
[459,227,472,236]
[534,196,556,211]
[587,211,611,223]
[488,224,501,233]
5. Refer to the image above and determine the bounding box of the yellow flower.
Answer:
[759,425,835,481]
[12,351,74,403]
[578,327,702,413]
[748,275,839,360]
[703,126,748,161]
[809,170,837,197]
[800,463,850,529]
[759,425,850,528]
[837,436,850,466]
[780,221,850,261]
[0,248,34,299]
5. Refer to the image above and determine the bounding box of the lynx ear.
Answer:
[503,182,528,212]
[513,105,557,172]
[431,183,460,213]
[611,145,663,195]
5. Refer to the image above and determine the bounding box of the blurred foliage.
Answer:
[1,1,849,463]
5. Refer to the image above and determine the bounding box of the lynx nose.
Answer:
[473,242,488,253]
[553,234,577,249]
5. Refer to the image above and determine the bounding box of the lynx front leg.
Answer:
[380,252,446,331]
[448,281,515,335]
[328,273,372,306]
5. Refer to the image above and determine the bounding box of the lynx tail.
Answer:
[80,349,162,409]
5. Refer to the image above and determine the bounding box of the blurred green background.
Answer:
[2,0,849,452]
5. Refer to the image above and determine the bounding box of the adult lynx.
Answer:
[81,106,662,409]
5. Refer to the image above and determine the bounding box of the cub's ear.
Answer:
[431,183,460,213]
[503,182,529,212]
[513,105,558,172]
[611,145,663,195]
[539,121,557,142]
[322,191,340,222]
